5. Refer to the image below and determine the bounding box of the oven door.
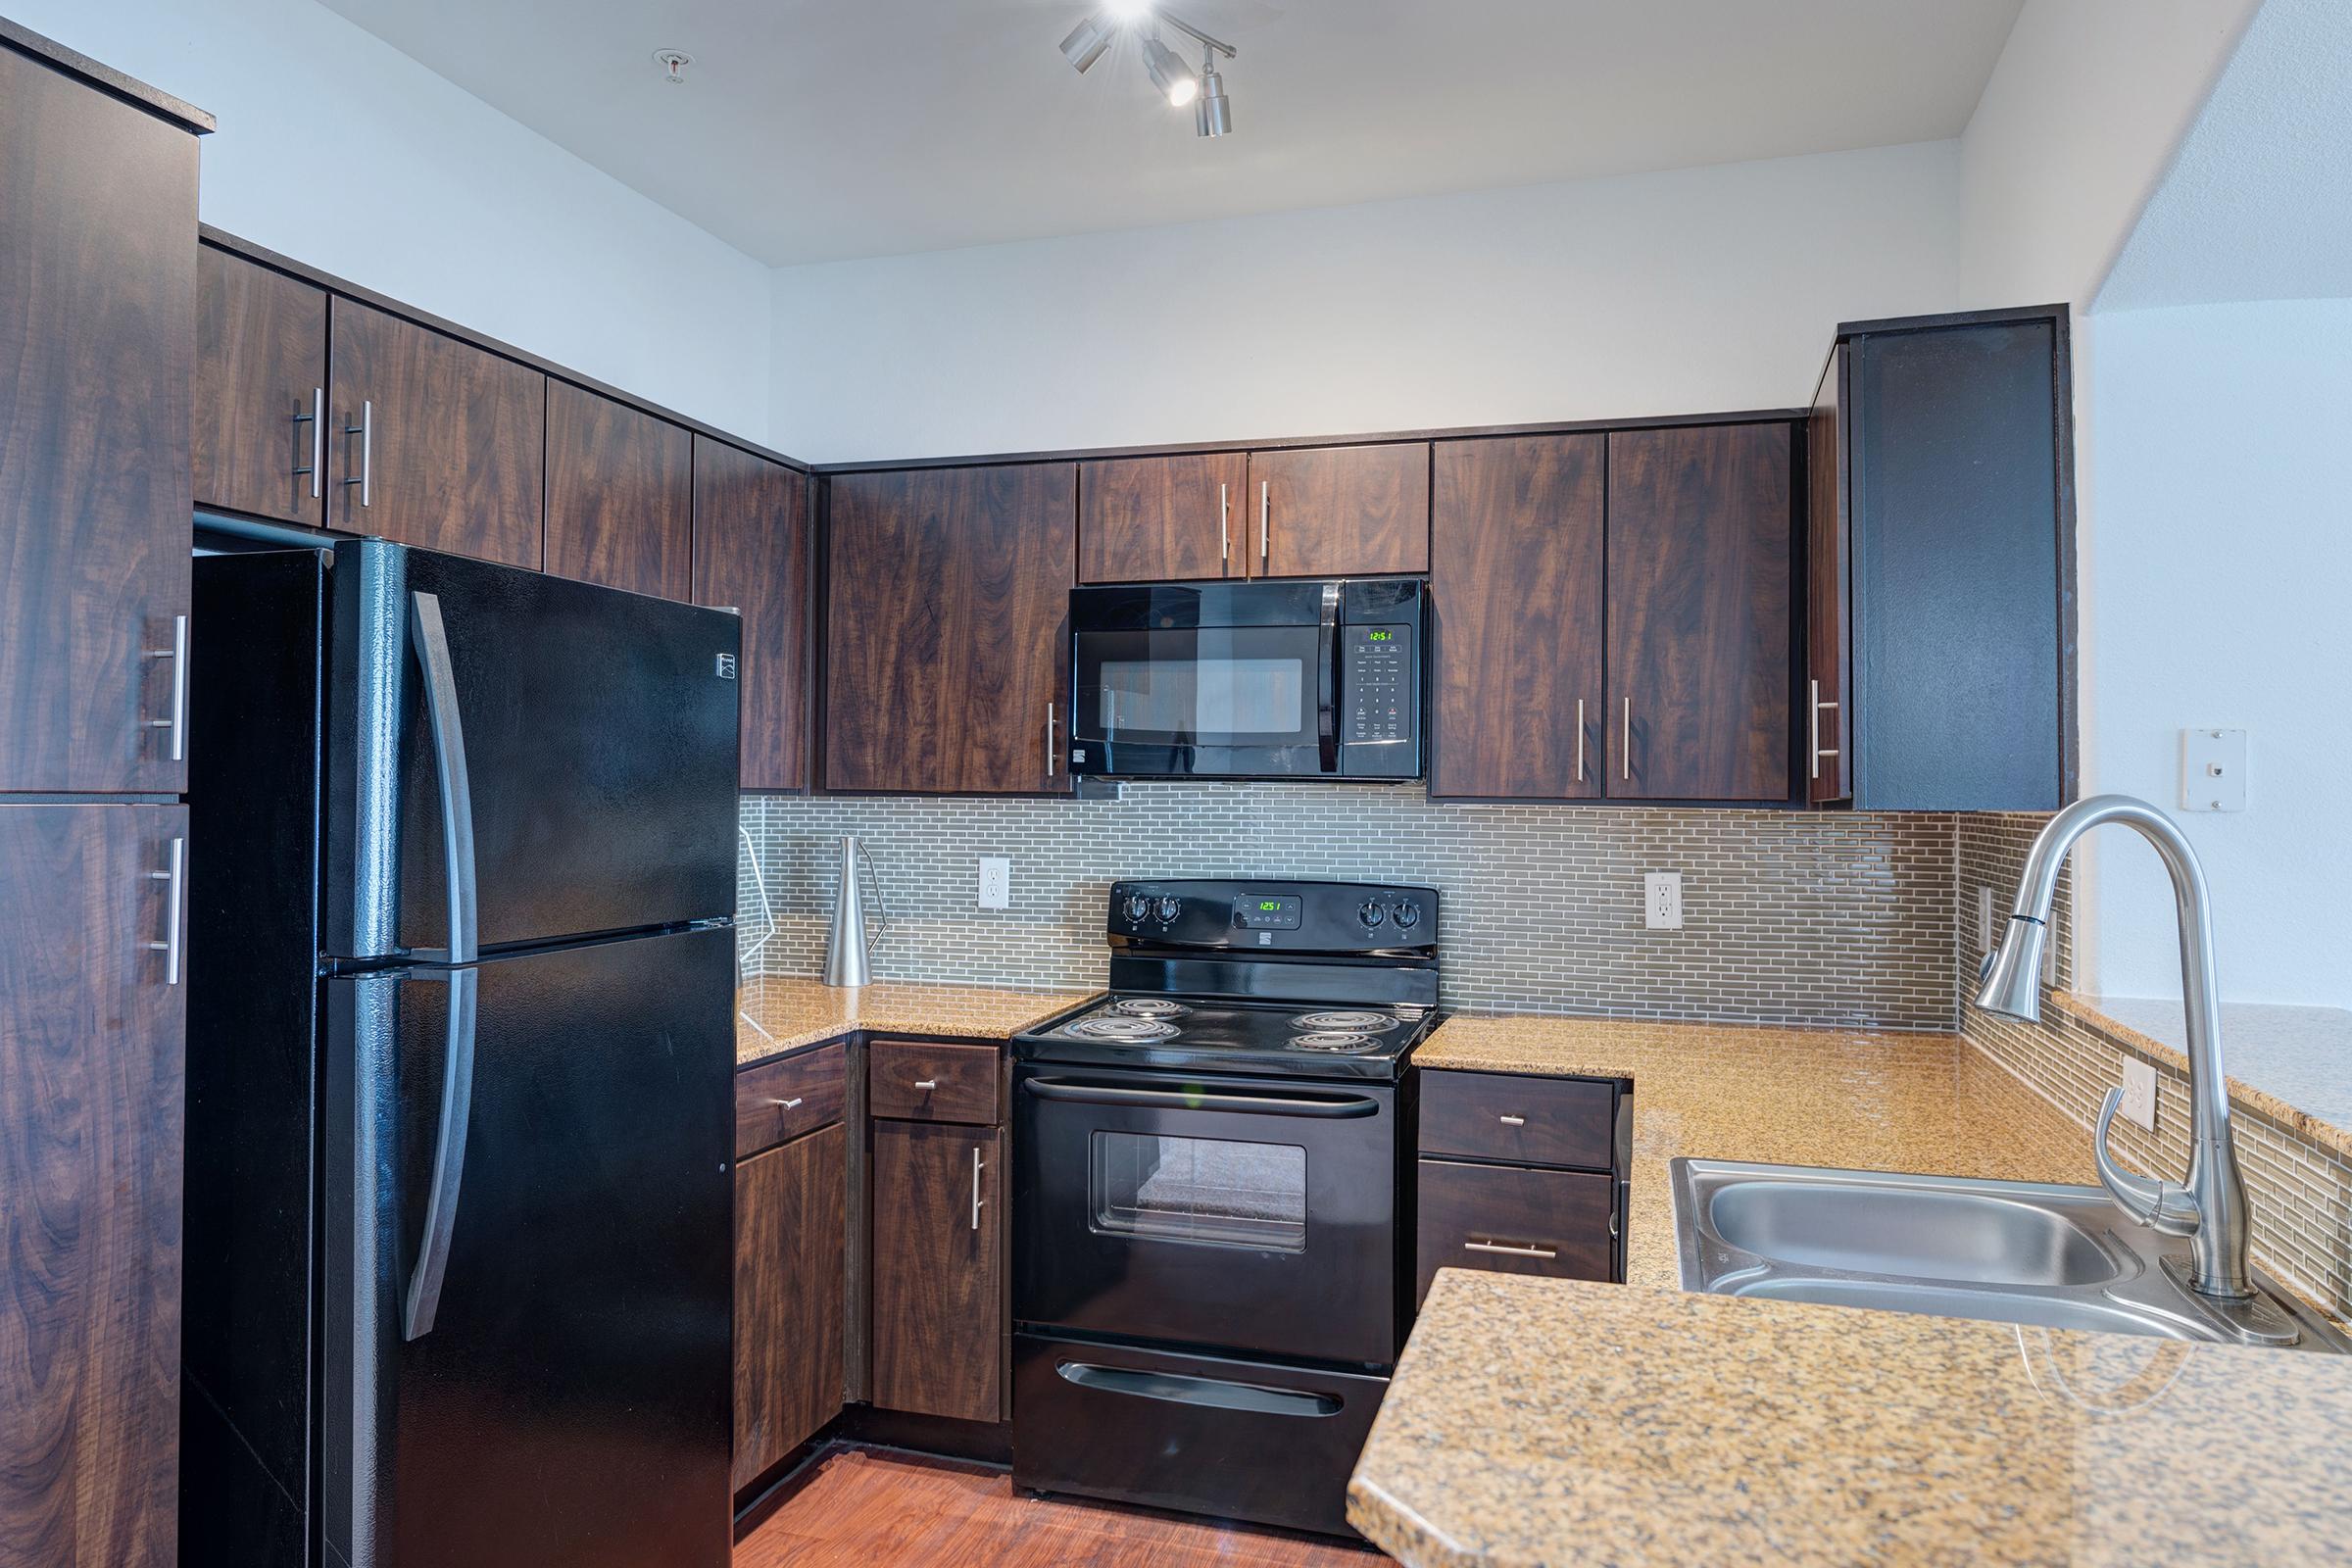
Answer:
[1012,1065,1397,1367]
[1069,620,1334,776]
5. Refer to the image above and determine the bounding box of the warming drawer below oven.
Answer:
[1011,1332,1387,1539]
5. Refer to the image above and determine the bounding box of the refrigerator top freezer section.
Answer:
[325,539,743,962]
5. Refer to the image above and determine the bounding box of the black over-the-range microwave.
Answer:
[1067,576,1426,780]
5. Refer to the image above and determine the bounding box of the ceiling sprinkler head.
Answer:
[653,49,693,85]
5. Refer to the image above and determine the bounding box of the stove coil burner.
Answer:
[1292,1010,1400,1034]
[1108,998,1193,1018]
[1291,1031,1377,1053]
[1061,1014,1181,1043]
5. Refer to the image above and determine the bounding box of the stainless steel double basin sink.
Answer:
[1672,1159,2347,1351]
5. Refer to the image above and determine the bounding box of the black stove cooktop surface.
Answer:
[1014,993,1439,1081]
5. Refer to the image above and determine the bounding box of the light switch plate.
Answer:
[977,857,1010,910]
[1644,871,1684,930]
[2180,728,2247,811]
[2120,1057,2158,1132]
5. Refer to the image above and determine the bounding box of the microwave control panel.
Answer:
[1344,624,1414,745]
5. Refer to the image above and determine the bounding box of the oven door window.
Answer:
[1072,627,1319,750]
[1089,1131,1306,1251]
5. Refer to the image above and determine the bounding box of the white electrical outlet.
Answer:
[1644,871,1684,931]
[1978,886,1996,955]
[977,856,1010,910]
[2120,1057,2158,1132]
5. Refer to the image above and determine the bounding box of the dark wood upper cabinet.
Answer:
[326,296,545,569]
[734,1123,845,1492]
[1078,452,1246,582]
[869,1119,1003,1424]
[1604,423,1793,802]
[0,802,187,1566]
[1429,434,1605,799]
[195,246,329,528]
[1806,347,1852,804]
[825,463,1076,794]
[693,436,809,791]
[0,44,197,796]
[1246,443,1430,578]
[1832,311,2072,810]
[544,380,693,600]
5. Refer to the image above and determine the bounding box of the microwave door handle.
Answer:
[1317,582,1340,773]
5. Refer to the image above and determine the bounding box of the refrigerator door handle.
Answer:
[404,589,481,1342]
[404,965,477,1341]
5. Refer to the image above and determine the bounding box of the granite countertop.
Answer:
[734,975,1092,1067]
[1353,1015,2352,1564]
[2051,990,2352,1158]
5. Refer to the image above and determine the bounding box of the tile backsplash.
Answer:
[739,784,1957,1029]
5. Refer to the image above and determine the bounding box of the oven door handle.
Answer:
[1022,1077,1381,1118]
[1316,582,1341,773]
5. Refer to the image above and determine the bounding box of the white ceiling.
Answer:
[318,0,2026,268]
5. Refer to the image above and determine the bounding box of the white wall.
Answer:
[2080,300,2352,1007]
[12,0,772,439]
[768,141,1962,465]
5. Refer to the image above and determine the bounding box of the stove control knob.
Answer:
[1392,901,1421,930]
[1122,894,1152,923]
[1154,896,1184,924]
[1358,900,1386,929]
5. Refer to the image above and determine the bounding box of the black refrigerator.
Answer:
[182,540,741,1568]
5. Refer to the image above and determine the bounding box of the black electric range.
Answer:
[1009,878,1441,1540]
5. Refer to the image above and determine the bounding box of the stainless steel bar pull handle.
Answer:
[144,614,188,762]
[1574,699,1585,784]
[1621,697,1632,781]
[914,1078,939,1090]
[1464,1239,1557,1260]
[970,1146,985,1231]
[145,836,184,985]
[1045,703,1056,777]
[1258,479,1270,568]
[293,387,323,498]
[342,399,372,508]
[1219,482,1230,564]
[1809,678,1841,781]
[1497,1113,1526,1127]
[771,1097,804,1110]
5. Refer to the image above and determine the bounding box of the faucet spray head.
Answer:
[1975,916,2048,1021]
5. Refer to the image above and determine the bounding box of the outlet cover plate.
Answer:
[2121,1057,2158,1132]
[2180,728,2247,812]
[1644,871,1684,931]
[977,857,1010,910]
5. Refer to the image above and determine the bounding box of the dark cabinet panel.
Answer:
[544,379,693,601]
[870,1120,1003,1423]
[866,1040,1001,1125]
[1078,452,1246,582]
[692,437,810,791]
[195,245,328,526]
[735,1042,847,1158]
[1419,1069,1616,1170]
[1246,443,1430,578]
[734,1124,846,1492]
[1429,434,1605,799]
[1415,1158,1615,1305]
[0,803,186,1566]
[326,296,545,568]
[1843,315,2069,810]
[0,47,196,795]
[1604,423,1792,802]
[825,464,1075,794]
[1806,347,1852,804]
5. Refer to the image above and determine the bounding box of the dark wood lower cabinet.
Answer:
[870,1120,1004,1424]
[0,803,186,1567]
[1414,1158,1615,1305]
[734,1123,847,1493]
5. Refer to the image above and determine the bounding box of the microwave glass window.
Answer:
[1099,657,1304,738]
[1089,1130,1306,1251]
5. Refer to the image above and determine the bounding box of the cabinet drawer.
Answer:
[868,1040,1001,1125]
[1415,1158,1615,1304]
[1419,1068,1615,1169]
[735,1042,847,1158]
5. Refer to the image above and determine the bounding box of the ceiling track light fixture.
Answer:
[1058,6,1239,137]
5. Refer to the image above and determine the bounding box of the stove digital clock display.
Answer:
[1233,894,1302,930]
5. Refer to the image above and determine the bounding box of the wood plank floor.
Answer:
[735,1445,1386,1567]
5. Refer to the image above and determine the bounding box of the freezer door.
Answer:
[322,926,733,1568]
[325,539,741,959]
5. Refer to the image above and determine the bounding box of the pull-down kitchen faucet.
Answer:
[1975,794,2258,1304]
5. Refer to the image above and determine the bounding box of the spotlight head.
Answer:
[1059,12,1116,74]
[1141,31,1199,107]
[1194,61,1231,135]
